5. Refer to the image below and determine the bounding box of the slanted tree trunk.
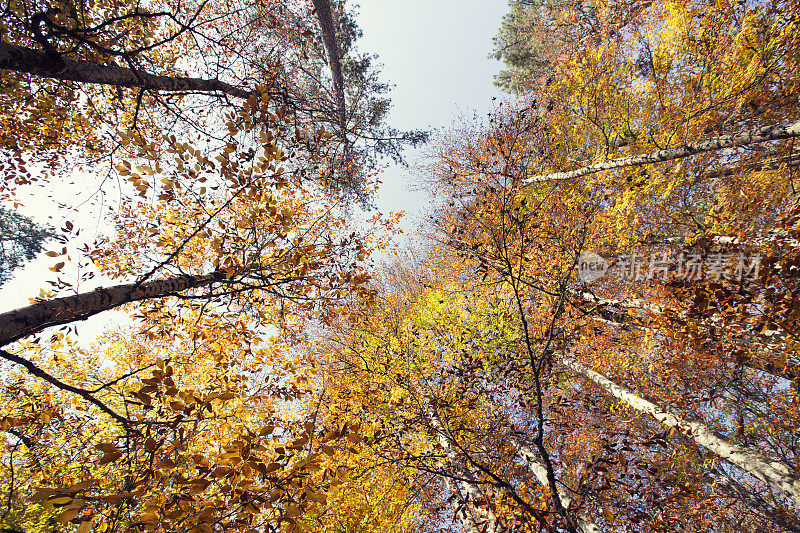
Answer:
[577,298,798,383]
[558,353,800,506]
[443,476,482,533]
[0,42,253,99]
[573,290,662,313]
[507,435,601,533]
[522,118,800,186]
[482,395,599,532]
[310,0,346,129]
[2,0,347,123]
[0,271,224,346]
[710,467,800,532]
[422,397,504,533]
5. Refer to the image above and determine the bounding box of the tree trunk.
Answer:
[573,291,661,313]
[711,468,800,532]
[558,354,800,506]
[0,271,223,346]
[310,0,346,129]
[508,435,602,533]
[522,118,800,186]
[443,476,482,533]
[0,42,252,99]
[577,300,798,383]
[422,397,504,533]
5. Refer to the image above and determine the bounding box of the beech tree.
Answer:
[427,173,800,530]
[0,2,402,532]
[420,0,800,522]
[310,0,800,530]
[3,0,800,531]
[0,0,421,205]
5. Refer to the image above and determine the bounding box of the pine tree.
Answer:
[0,207,56,287]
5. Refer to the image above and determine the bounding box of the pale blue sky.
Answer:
[354,1,508,237]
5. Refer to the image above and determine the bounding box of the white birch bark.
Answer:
[558,354,800,505]
[573,290,662,313]
[578,298,796,380]
[640,233,799,248]
[443,476,482,533]
[710,468,800,533]
[422,397,504,533]
[508,436,602,533]
[522,118,800,186]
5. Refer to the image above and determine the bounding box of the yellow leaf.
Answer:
[284,505,302,518]
[31,488,58,502]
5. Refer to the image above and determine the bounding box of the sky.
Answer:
[0,0,510,327]
[353,0,508,238]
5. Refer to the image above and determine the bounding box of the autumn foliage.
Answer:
[2,0,800,532]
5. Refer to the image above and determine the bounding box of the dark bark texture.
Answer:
[0,271,223,346]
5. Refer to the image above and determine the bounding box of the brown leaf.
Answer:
[98,450,123,465]
[56,507,81,523]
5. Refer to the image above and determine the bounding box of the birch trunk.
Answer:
[573,291,661,313]
[578,301,797,382]
[522,118,800,186]
[559,354,800,505]
[422,397,504,533]
[508,435,601,533]
[0,42,252,99]
[0,271,223,346]
[710,468,800,533]
[443,476,482,533]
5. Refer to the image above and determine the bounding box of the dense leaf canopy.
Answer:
[1,0,799,532]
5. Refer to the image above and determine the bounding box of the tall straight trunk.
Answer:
[481,394,599,532]
[507,435,601,533]
[310,0,346,129]
[522,118,800,186]
[558,354,800,505]
[573,291,661,313]
[641,233,799,248]
[0,271,223,346]
[422,397,504,533]
[0,42,252,99]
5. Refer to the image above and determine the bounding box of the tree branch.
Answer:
[0,41,253,99]
[523,118,800,186]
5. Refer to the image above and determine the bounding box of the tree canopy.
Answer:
[1,0,799,532]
